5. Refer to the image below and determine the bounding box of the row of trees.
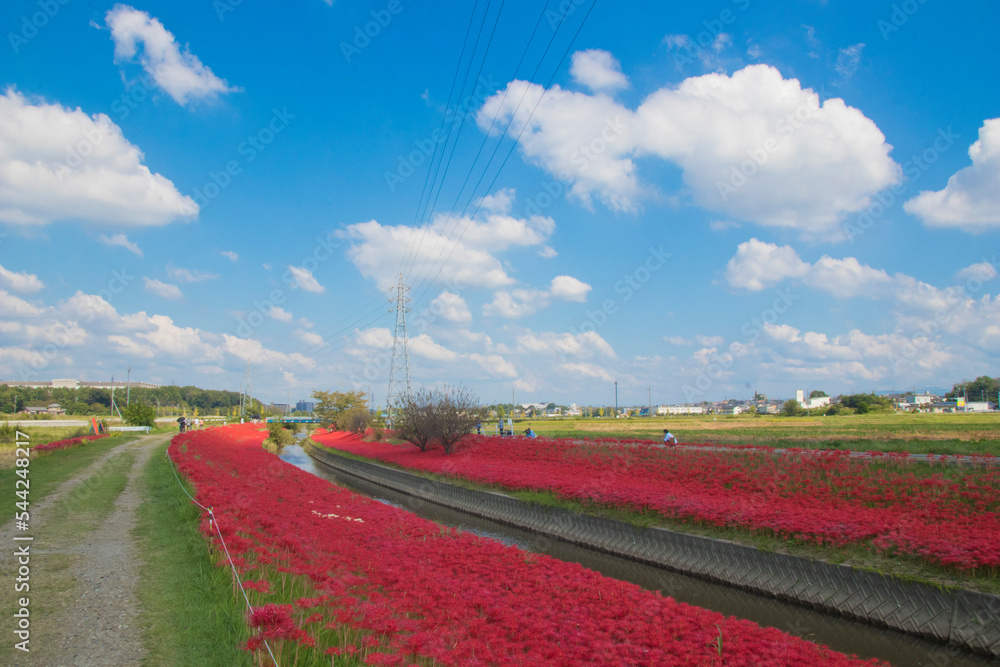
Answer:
[0,384,259,417]
[946,376,999,402]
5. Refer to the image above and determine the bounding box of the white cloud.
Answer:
[725,239,808,290]
[904,118,1000,230]
[709,220,741,232]
[355,327,393,348]
[429,291,471,323]
[268,306,293,322]
[137,314,221,360]
[483,288,548,319]
[538,246,558,258]
[723,240,1000,354]
[515,330,616,359]
[695,334,725,346]
[479,64,900,239]
[477,81,638,212]
[143,277,182,300]
[105,5,238,106]
[477,188,515,214]
[167,266,219,282]
[221,334,315,369]
[835,43,864,77]
[760,323,953,376]
[561,361,614,382]
[570,49,629,92]
[549,275,592,302]
[468,353,518,379]
[342,200,555,291]
[484,274,592,319]
[665,336,691,345]
[0,264,44,293]
[286,265,325,293]
[409,333,458,361]
[221,250,239,261]
[955,261,998,284]
[0,89,197,227]
[296,329,324,346]
[99,233,143,256]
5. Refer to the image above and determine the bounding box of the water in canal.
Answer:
[280,442,992,667]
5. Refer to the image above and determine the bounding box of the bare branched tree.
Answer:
[396,385,481,454]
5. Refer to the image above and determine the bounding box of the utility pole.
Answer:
[126,365,132,406]
[648,384,651,418]
[614,380,618,418]
[386,275,411,428]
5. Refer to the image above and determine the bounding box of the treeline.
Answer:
[945,376,999,402]
[0,384,259,417]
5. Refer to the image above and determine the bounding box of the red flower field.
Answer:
[169,423,886,666]
[35,433,109,453]
[313,430,1000,574]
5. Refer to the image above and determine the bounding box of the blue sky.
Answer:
[1,0,998,407]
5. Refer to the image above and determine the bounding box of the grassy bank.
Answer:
[514,412,1000,456]
[134,441,252,667]
[0,434,131,498]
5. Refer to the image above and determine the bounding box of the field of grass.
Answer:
[514,412,1000,456]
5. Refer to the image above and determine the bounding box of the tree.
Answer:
[780,399,803,417]
[809,390,828,398]
[263,420,294,452]
[839,393,894,414]
[434,386,482,455]
[123,402,156,428]
[396,386,481,455]
[395,389,437,452]
[312,390,367,429]
[337,406,371,435]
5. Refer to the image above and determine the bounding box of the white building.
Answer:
[796,390,831,410]
[657,405,706,415]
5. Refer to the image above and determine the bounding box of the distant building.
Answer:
[23,403,65,415]
[903,392,935,405]
[657,405,705,415]
[295,400,315,413]
[796,390,831,410]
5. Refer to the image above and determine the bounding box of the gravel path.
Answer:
[3,433,170,666]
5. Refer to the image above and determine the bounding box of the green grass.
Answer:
[0,435,133,501]
[308,440,1000,596]
[133,442,252,667]
[40,447,136,541]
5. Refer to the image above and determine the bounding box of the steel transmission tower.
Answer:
[386,275,412,427]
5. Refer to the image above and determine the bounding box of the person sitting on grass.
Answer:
[524,428,537,438]
[663,429,678,445]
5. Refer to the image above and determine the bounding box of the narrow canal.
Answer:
[280,442,992,667]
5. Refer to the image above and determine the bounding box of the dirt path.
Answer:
[2,433,169,666]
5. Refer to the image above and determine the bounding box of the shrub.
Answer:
[264,421,294,452]
[123,402,156,428]
[336,406,371,435]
